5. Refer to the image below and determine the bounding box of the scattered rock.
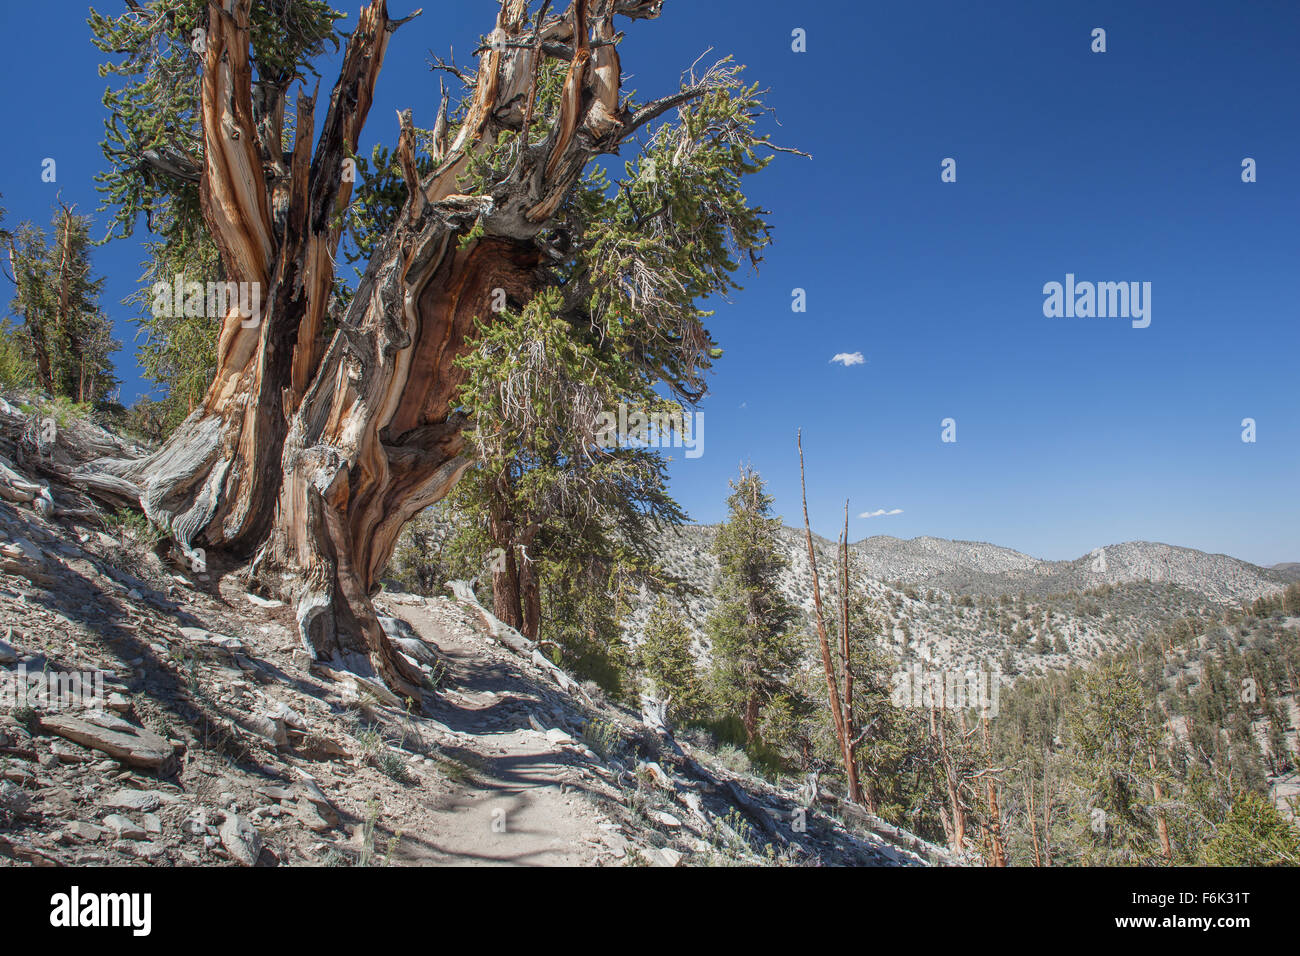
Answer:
[242,713,288,747]
[219,814,262,866]
[0,780,32,821]
[40,711,178,772]
[120,840,167,860]
[1,766,35,786]
[104,788,161,813]
[657,846,684,867]
[292,799,335,833]
[65,821,103,842]
[292,774,340,827]
[178,627,245,652]
[102,814,146,840]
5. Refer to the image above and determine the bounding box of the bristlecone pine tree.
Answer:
[452,287,689,641]
[79,0,780,705]
[1201,790,1300,866]
[640,594,705,722]
[4,202,120,403]
[1063,662,1173,865]
[706,465,800,746]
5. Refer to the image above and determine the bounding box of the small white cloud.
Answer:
[830,351,865,367]
[859,508,903,518]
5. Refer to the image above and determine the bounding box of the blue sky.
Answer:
[1,0,1297,565]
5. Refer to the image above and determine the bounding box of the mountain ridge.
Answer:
[677,524,1297,602]
[632,523,1296,678]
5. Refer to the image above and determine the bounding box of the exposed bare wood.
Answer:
[75,0,729,711]
[797,433,863,805]
[982,715,1007,866]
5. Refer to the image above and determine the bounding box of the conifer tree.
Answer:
[82,0,782,702]
[639,595,705,723]
[6,221,57,395]
[452,284,692,639]
[4,203,119,403]
[0,197,40,389]
[128,221,222,431]
[1061,662,1173,865]
[1202,790,1300,866]
[706,465,800,747]
[540,541,643,697]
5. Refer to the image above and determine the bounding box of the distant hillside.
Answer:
[630,525,1295,678]
[850,535,1295,603]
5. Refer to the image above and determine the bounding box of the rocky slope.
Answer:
[0,399,946,867]
[3,397,1289,866]
[629,524,1296,678]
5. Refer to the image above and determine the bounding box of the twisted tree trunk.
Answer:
[80,0,678,704]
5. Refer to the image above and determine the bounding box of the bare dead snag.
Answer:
[981,715,1007,866]
[797,432,863,805]
[1042,755,1055,866]
[838,500,869,810]
[53,202,84,403]
[1149,737,1173,862]
[1026,775,1043,866]
[934,698,967,854]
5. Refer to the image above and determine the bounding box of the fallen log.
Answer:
[818,792,963,866]
[447,579,594,705]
